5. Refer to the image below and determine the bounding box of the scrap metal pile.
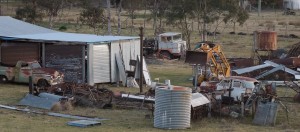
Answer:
[46,82,113,108]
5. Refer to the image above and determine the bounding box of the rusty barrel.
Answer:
[154,86,192,129]
[254,31,277,51]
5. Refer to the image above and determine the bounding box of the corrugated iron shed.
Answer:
[3,32,139,43]
[0,16,56,36]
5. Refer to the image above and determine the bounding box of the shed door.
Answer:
[1,42,39,66]
[93,44,110,83]
[45,44,84,83]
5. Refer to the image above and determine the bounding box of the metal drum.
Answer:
[154,86,192,129]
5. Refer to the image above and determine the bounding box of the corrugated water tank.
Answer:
[154,86,192,129]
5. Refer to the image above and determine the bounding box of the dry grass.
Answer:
[0,63,300,131]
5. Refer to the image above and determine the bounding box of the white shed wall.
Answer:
[110,39,140,83]
[284,0,300,10]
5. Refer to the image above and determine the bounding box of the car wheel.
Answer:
[37,79,49,88]
[0,76,8,83]
[160,51,172,59]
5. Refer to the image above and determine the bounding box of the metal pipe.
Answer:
[139,27,144,93]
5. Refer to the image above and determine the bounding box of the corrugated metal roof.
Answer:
[4,32,139,43]
[159,32,181,36]
[0,16,57,36]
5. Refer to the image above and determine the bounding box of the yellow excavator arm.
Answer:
[194,43,231,85]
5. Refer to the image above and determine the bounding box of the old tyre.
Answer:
[37,79,49,88]
[0,75,8,83]
[160,51,172,59]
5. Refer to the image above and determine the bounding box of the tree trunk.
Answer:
[130,0,133,35]
[117,0,123,35]
[107,0,111,35]
[153,0,158,36]
[49,14,54,29]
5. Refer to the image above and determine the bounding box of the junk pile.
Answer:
[47,82,113,108]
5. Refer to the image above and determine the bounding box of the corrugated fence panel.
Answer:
[120,41,132,71]
[93,44,110,83]
[1,42,40,66]
[45,44,84,83]
[110,41,120,83]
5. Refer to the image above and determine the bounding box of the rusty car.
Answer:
[0,60,64,87]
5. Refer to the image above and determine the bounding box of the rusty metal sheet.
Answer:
[1,41,40,66]
[185,51,208,65]
[229,58,254,68]
[287,42,300,57]
[45,44,84,83]
[272,58,300,68]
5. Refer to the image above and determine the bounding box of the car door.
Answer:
[17,62,31,83]
[231,80,245,101]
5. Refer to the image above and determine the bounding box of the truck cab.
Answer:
[157,32,187,59]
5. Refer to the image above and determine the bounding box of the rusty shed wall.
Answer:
[0,41,40,66]
[45,44,85,83]
[254,31,277,51]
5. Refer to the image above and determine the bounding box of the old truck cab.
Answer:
[0,61,64,87]
[157,32,187,59]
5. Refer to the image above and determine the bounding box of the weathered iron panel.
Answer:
[254,31,277,51]
[287,42,300,57]
[272,57,300,68]
[45,44,84,83]
[110,41,120,83]
[1,42,40,66]
[185,51,208,65]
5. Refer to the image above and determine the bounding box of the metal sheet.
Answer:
[253,102,278,126]
[5,32,139,43]
[1,42,40,66]
[110,41,120,83]
[191,93,210,108]
[19,93,62,110]
[154,86,192,129]
[116,52,127,86]
[137,55,152,86]
[232,63,271,74]
[92,44,110,83]
[0,16,56,36]
[265,60,300,76]
[45,44,84,83]
[67,120,101,127]
[185,51,208,65]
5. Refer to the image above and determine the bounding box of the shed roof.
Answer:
[3,32,139,43]
[159,32,182,36]
[0,16,57,36]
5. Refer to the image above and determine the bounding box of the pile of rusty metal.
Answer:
[287,42,300,57]
[46,82,113,108]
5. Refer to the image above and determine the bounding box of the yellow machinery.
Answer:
[186,42,231,86]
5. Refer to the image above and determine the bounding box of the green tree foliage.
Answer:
[15,0,42,24]
[79,0,106,35]
[165,0,197,50]
[36,0,68,28]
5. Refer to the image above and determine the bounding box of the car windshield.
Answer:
[31,63,41,68]
[242,81,256,89]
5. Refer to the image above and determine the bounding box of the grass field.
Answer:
[0,62,300,132]
[0,3,300,132]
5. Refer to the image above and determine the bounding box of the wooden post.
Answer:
[258,0,261,16]
[29,76,33,94]
[139,27,144,93]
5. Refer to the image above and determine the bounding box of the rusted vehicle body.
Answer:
[216,76,259,101]
[0,61,64,86]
